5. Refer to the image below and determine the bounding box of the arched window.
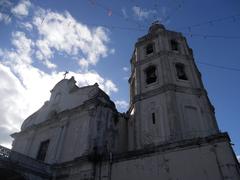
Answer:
[146,43,154,55]
[175,63,188,80]
[171,40,179,51]
[145,66,157,84]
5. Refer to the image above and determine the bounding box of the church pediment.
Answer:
[21,77,100,130]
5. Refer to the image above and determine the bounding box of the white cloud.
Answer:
[0,7,118,147]
[121,8,128,19]
[0,62,118,149]
[0,64,26,129]
[0,58,118,148]
[78,58,89,70]
[109,48,115,54]
[237,156,240,162]
[105,80,118,94]
[132,6,156,20]
[35,39,56,68]
[123,67,129,72]
[0,0,13,24]
[11,0,31,18]
[19,22,33,31]
[0,12,11,24]
[1,31,33,67]
[74,71,118,94]
[32,8,112,69]
[11,31,34,64]
[0,63,27,148]
[115,100,129,111]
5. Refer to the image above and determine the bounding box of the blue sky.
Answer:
[0,0,239,158]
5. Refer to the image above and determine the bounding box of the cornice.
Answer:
[135,51,193,67]
[132,84,207,104]
[52,132,230,166]
[136,30,184,47]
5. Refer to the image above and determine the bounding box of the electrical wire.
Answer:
[84,22,146,31]
[177,13,240,31]
[197,61,240,72]
[183,33,240,39]
[1,1,240,73]
[88,0,145,28]
[164,0,185,22]
[1,2,239,40]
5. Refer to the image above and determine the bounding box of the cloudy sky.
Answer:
[0,0,239,156]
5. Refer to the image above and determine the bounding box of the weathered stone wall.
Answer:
[111,140,239,180]
[129,24,219,150]
[51,134,239,180]
[12,103,122,164]
[132,90,219,149]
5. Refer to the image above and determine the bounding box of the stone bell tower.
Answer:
[128,21,219,150]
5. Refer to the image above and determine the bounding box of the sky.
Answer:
[0,0,239,159]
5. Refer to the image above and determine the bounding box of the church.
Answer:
[0,22,239,180]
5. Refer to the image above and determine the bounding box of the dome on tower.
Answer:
[148,21,165,33]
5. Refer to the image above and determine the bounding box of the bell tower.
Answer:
[128,21,219,150]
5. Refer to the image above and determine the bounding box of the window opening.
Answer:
[152,113,156,124]
[146,43,154,55]
[145,66,157,84]
[171,40,178,51]
[36,140,50,161]
[175,63,188,80]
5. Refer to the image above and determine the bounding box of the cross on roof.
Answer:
[63,71,69,79]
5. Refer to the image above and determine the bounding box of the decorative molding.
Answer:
[133,84,206,104]
[135,51,192,67]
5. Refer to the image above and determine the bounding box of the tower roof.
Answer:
[148,21,165,33]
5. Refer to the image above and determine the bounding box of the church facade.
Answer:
[0,22,239,180]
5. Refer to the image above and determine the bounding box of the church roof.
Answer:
[21,76,101,131]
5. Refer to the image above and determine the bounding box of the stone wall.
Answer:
[111,138,239,180]
[52,133,240,180]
